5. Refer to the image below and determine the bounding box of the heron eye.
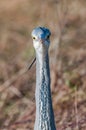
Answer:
[32,37,36,40]
[46,35,50,40]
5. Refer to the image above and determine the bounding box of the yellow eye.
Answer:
[32,37,36,40]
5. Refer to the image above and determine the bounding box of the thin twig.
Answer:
[0,57,36,93]
[0,55,86,93]
[74,86,79,130]
[27,57,36,70]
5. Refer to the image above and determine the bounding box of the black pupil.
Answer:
[33,37,35,39]
[47,35,49,39]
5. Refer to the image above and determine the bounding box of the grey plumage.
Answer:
[31,27,56,130]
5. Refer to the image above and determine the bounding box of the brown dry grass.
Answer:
[0,0,86,130]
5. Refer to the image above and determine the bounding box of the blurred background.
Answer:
[0,0,86,130]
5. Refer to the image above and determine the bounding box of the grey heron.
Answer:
[31,27,56,130]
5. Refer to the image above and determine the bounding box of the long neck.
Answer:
[34,51,56,130]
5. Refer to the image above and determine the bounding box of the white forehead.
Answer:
[31,27,51,39]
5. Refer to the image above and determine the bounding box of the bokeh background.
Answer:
[0,0,86,130]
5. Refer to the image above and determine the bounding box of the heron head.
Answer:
[31,27,51,53]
